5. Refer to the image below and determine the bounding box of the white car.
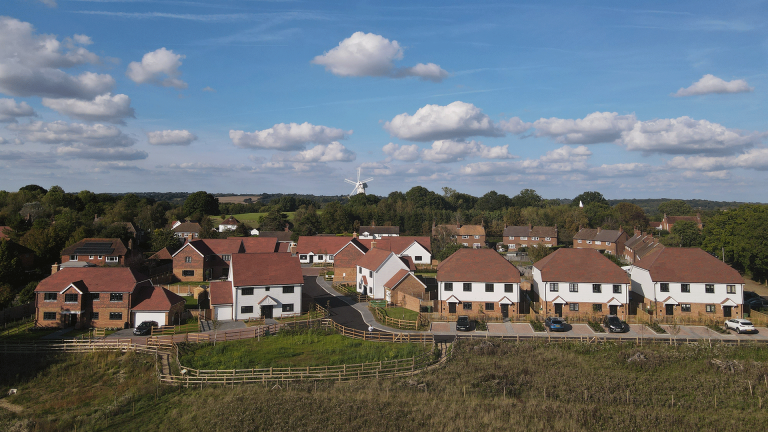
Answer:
[724,319,757,334]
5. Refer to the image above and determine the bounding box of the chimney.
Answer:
[290,244,297,256]
[371,220,376,227]
[371,240,377,250]
[51,263,60,275]
[597,227,602,233]
[285,223,290,232]
[128,239,133,250]
[353,232,358,239]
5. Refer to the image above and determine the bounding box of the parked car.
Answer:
[747,298,768,311]
[544,317,566,332]
[603,315,626,333]
[744,291,761,302]
[456,315,471,332]
[725,319,757,334]
[133,320,158,336]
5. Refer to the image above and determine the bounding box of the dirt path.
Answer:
[0,398,23,414]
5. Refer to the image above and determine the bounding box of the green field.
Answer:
[212,212,296,227]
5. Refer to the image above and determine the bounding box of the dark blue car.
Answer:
[545,317,566,332]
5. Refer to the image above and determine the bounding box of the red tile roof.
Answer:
[231,253,303,287]
[35,267,149,293]
[437,248,521,283]
[196,239,244,255]
[633,247,743,284]
[0,226,11,239]
[356,248,395,271]
[383,269,425,290]
[358,236,432,254]
[296,236,353,254]
[131,286,186,311]
[221,217,240,226]
[573,228,624,242]
[239,237,278,253]
[209,281,233,305]
[149,247,173,260]
[61,238,129,257]
[533,248,629,284]
[172,222,201,233]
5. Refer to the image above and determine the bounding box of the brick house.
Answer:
[433,223,486,248]
[436,248,521,318]
[60,238,137,267]
[130,286,186,327]
[661,214,703,232]
[332,239,369,284]
[627,247,744,320]
[297,236,353,264]
[622,232,663,264]
[383,269,429,311]
[356,248,415,300]
[333,236,432,285]
[532,248,630,319]
[502,225,558,251]
[572,227,629,256]
[171,239,245,282]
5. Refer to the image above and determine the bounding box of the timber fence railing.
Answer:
[453,332,768,346]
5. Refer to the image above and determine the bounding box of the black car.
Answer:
[603,315,626,333]
[544,317,566,332]
[133,321,158,336]
[456,315,471,331]
[748,298,768,311]
[744,291,761,302]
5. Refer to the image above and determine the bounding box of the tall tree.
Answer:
[259,207,289,231]
[511,189,543,208]
[614,202,649,233]
[183,191,220,217]
[571,191,608,207]
[475,191,513,212]
[657,200,693,216]
[151,229,182,252]
[198,216,219,239]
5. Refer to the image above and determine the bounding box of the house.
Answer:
[34,267,183,329]
[623,231,664,264]
[171,239,245,282]
[532,248,631,319]
[332,238,370,284]
[627,247,744,320]
[296,236,353,264]
[436,248,521,318]
[356,248,415,300]
[358,224,400,239]
[209,253,304,320]
[256,229,294,244]
[661,214,703,232]
[60,238,137,268]
[502,225,557,251]
[432,223,486,248]
[333,236,432,284]
[383,269,429,311]
[218,216,240,233]
[572,227,629,256]
[649,221,662,230]
[172,221,201,241]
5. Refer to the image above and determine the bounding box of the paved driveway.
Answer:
[509,323,535,335]
[487,323,508,334]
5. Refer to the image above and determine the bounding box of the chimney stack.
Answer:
[353,232,358,239]
[51,263,60,275]
[285,223,290,232]
[597,227,602,233]
[371,240,377,250]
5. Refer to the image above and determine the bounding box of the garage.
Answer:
[215,305,232,321]
[132,311,167,327]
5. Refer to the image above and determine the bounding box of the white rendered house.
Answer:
[356,248,413,300]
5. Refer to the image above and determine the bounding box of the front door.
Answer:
[68,314,77,327]
[554,303,562,317]
[665,304,674,316]
[448,303,456,314]
[261,305,273,319]
[501,304,509,318]
[723,306,732,318]
[609,305,618,315]
[308,255,314,263]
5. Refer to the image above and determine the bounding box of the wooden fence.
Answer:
[454,333,768,346]
[0,339,168,355]
[372,307,420,330]
[745,310,768,326]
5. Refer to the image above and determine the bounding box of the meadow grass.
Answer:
[381,306,420,322]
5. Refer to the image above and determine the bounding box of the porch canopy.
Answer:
[498,296,514,305]
[720,298,738,307]
[445,295,460,303]
[607,297,623,306]
[662,296,678,305]
[552,296,567,304]
[258,295,279,306]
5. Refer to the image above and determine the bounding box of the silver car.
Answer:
[724,319,757,334]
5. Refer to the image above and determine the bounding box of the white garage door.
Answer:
[133,312,167,327]
[215,306,232,321]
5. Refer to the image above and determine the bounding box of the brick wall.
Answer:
[333,246,364,284]
[61,254,125,266]
[437,300,518,317]
[173,248,206,281]
[541,300,627,319]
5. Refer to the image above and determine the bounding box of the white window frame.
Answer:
[595,241,601,245]
[106,256,118,263]
[521,236,528,241]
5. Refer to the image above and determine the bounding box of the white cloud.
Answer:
[382,142,420,161]
[421,139,515,163]
[620,116,760,155]
[9,121,135,148]
[0,98,36,122]
[0,17,112,99]
[39,0,57,7]
[42,93,134,124]
[288,142,356,162]
[533,112,637,144]
[384,101,505,142]
[56,145,147,161]
[669,147,768,171]
[459,145,591,176]
[202,86,216,92]
[147,129,197,146]
[673,74,753,97]
[311,32,448,82]
[230,122,351,151]
[539,145,592,162]
[589,162,651,178]
[126,47,188,89]
[498,117,532,134]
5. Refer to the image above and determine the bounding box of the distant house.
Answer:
[1,235,35,269]
[437,248,521,318]
[649,221,662,230]
[60,238,137,268]
[256,230,294,244]
[661,214,702,232]
[628,247,744,320]
[333,236,432,284]
[532,248,631,319]
[358,224,400,239]
[218,216,240,233]
[572,227,629,256]
[502,225,557,251]
[622,231,663,264]
[384,270,429,311]
[296,236,353,264]
[172,239,245,282]
[433,223,486,249]
[209,253,304,320]
[332,239,370,284]
[356,248,415,300]
[173,221,201,241]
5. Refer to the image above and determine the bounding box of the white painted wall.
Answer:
[133,311,167,327]
[356,254,408,299]
[214,305,232,320]
[532,267,629,305]
[438,281,520,306]
[299,252,335,264]
[401,242,432,264]
[232,284,303,320]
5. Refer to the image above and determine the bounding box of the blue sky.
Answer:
[1,0,767,201]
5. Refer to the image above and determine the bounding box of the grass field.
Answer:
[4,340,768,431]
[381,306,420,322]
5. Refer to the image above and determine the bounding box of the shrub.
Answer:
[530,320,545,332]
[647,322,666,334]
[587,321,605,333]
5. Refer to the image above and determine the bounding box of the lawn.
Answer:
[178,328,427,370]
[381,306,420,322]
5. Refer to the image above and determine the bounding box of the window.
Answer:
[462,235,469,239]
[706,304,716,313]
[510,244,516,249]
[578,240,582,243]
[587,240,593,244]
[300,255,308,260]
[474,235,479,239]
[106,256,118,263]
[569,303,579,311]
[595,241,601,245]
[606,242,611,246]
[681,284,690,293]
[64,294,78,303]
[593,304,602,312]
[545,237,551,241]
[509,236,514,240]
[91,293,100,301]
[70,255,78,261]
[265,287,270,292]
[444,283,453,292]
[44,293,57,301]
[91,312,99,320]
[359,267,362,274]
[222,255,231,261]
[185,256,192,263]
[89,255,94,259]
[283,286,294,294]
[109,312,123,320]
[110,293,123,302]
[415,256,422,262]
[521,236,528,241]
[43,312,56,320]
[727,285,736,294]
[485,303,495,311]
[680,304,691,312]
[463,302,473,310]
[98,255,103,259]
[463,283,472,292]
[569,283,578,292]
[550,283,559,292]
[705,284,714,294]
[317,255,324,260]
[182,270,194,277]
[242,288,254,295]
[241,306,253,314]
[532,237,539,241]
[504,284,514,293]
[282,304,294,312]
[593,284,601,293]
[485,283,494,293]
[613,285,622,294]
[660,283,669,292]
[462,243,469,246]
[369,271,373,278]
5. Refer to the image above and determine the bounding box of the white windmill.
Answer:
[345,168,373,197]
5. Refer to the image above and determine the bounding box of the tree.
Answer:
[231,223,251,237]
[475,191,512,212]
[511,189,543,208]
[151,229,182,253]
[183,191,220,217]
[198,216,219,239]
[259,207,289,231]
[16,281,37,305]
[405,186,449,210]
[614,202,649,233]
[294,206,322,236]
[19,184,47,195]
[572,191,608,207]
[96,224,133,244]
[321,201,350,234]
[657,200,693,216]
[584,203,618,228]
[0,240,23,286]
[0,284,13,309]
[669,220,701,247]
[503,207,525,226]
[435,242,464,262]
[528,243,554,263]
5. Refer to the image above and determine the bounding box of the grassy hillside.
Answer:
[2,339,768,431]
